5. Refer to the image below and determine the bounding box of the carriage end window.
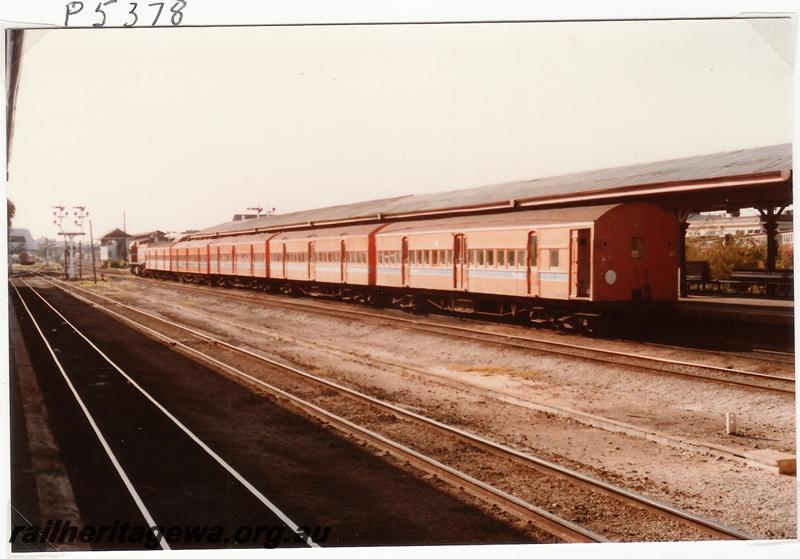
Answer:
[549,249,559,269]
[631,237,644,259]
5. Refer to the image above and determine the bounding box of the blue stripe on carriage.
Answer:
[468,269,526,279]
[409,268,453,276]
[539,271,569,282]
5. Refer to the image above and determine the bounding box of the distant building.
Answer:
[8,228,37,253]
[232,213,260,222]
[100,229,166,266]
[687,212,793,246]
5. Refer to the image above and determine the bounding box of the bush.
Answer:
[778,243,793,270]
[686,233,770,279]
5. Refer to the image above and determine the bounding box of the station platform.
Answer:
[673,295,794,327]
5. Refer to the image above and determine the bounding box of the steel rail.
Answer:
[15,278,320,548]
[100,274,794,394]
[29,275,604,544]
[642,341,795,366]
[10,282,171,550]
[37,273,754,541]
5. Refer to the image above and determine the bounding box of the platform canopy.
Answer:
[188,143,792,240]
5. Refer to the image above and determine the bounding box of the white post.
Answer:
[68,240,76,280]
[725,412,737,435]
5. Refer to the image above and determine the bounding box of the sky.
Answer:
[4,18,794,240]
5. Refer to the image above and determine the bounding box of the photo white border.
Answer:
[1,2,797,558]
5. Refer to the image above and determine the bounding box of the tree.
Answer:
[7,198,15,229]
[686,232,769,279]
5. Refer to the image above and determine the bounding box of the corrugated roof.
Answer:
[272,223,385,241]
[190,143,791,238]
[377,204,620,235]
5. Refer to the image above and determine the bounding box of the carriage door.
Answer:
[281,244,287,278]
[308,242,315,280]
[401,237,410,286]
[570,229,591,298]
[341,240,347,283]
[454,234,466,290]
[527,232,539,295]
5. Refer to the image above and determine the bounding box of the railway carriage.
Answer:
[373,204,678,323]
[138,243,174,277]
[267,224,382,297]
[140,202,679,332]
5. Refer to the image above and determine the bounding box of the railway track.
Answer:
[30,273,755,543]
[91,273,794,394]
[10,280,321,550]
[642,341,795,366]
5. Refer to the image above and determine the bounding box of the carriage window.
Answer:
[529,235,538,267]
[549,249,559,269]
[446,250,453,265]
[507,250,515,267]
[498,249,505,267]
[438,250,446,265]
[631,237,644,259]
[432,250,438,266]
[487,249,494,267]
[477,250,485,266]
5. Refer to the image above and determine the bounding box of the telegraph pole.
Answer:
[123,210,128,261]
[89,220,97,284]
[74,206,88,280]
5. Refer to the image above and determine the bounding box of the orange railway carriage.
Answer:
[374,203,678,305]
[267,224,380,289]
[140,202,679,331]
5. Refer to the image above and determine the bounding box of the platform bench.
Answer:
[717,268,793,298]
[685,260,714,292]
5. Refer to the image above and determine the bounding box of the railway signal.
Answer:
[53,204,88,280]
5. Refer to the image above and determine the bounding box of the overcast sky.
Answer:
[5,18,793,239]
